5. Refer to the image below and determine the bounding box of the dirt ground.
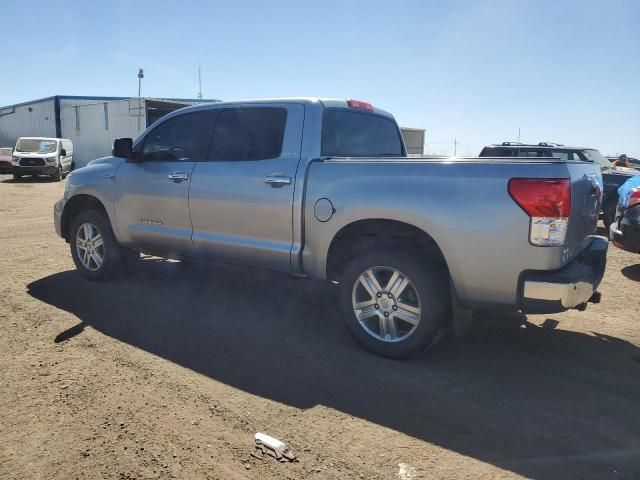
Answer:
[0,175,639,480]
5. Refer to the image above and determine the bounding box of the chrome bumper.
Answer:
[523,279,596,310]
[520,236,608,314]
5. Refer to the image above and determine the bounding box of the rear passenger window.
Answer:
[209,108,287,161]
[142,111,212,161]
[321,109,404,157]
[479,147,513,157]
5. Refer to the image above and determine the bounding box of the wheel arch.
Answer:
[325,218,450,282]
[61,194,110,242]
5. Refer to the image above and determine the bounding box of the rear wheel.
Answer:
[339,249,451,359]
[70,209,123,280]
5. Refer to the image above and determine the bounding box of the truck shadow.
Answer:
[621,263,640,282]
[28,259,640,480]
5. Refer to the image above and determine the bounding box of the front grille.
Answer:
[19,158,45,167]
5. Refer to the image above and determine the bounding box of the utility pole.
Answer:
[454,138,457,157]
[197,65,203,99]
[518,128,521,143]
[137,68,144,131]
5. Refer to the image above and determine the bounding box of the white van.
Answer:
[11,137,73,181]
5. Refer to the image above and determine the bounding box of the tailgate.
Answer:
[564,162,602,260]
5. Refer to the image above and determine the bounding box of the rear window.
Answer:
[321,109,404,157]
[580,148,612,171]
[209,107,287,161]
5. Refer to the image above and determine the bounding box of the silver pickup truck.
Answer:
[54,98,607,358]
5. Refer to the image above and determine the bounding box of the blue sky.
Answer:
[2,0,639,156]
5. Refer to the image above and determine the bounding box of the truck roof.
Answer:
[485,142,594,150]
[176,97,395,119]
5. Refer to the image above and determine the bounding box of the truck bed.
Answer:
[301,156,601,310]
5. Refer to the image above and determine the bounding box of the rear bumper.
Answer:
[0,160,11,173]
[13,165,58,175]
[520,236,608,314]
[610,207,640,253]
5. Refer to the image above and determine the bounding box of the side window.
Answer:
[479,147,513,157]
[141,110,212,162]
[570,151,585,161]
[551,150,569,161]
[518,149,550,157]
[209,108,287,161]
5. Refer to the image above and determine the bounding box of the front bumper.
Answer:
[13,165,58,175]
[610,206,640,253]
[520,236,608,314]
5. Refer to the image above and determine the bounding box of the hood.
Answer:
[608,167,638,177]
[87,156,116,166]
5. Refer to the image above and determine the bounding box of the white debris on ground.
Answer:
[254,432,296,462]
[397,462,417,479]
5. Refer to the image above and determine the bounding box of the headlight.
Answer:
[11,155,19,163]
[46,156,57,163]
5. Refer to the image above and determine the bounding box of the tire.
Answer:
[12,173,21,181]
[53,166,62,182]
[339,249,451,359]
[70,209,124,281]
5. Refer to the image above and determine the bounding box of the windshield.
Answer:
[15,139,57,154]
[0,147,12,156]
[581,148,612,171]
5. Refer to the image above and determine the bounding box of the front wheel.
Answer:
[12,173,21,181]
[70,210,124,280]
[339,250,451,359]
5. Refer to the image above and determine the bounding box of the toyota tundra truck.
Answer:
[54,98,607,358]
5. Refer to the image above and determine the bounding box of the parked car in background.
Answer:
[54,98,607,358]
[11,137,74,181]
[0,147,13,173]
[607,156,640,171]
[610,175,640,254]
[479,142,638,229]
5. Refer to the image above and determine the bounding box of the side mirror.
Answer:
[60,148,67,157]
[113,138,135,160]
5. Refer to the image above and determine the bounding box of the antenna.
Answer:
[137,68,144,131]
[197,65,203,99]
[137,68,144,99]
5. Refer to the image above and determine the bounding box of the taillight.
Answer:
[508,178,571,246]
[347,99,374,111]
[628,188,640,208]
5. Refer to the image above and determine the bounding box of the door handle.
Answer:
[168,172,189,182]
[264,175,292,187]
